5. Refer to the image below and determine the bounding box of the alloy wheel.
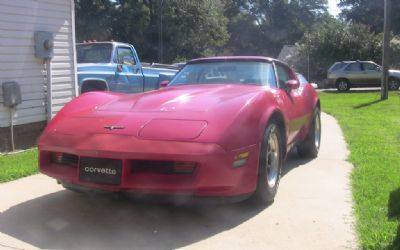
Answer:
[337,81,348,91]
[265,130,280,188]
[314,112,321,150]
[388,79,399,90]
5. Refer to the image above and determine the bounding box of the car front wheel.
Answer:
[252,121,283,204]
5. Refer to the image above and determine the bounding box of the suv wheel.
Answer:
[336,79,350,92]
[388,78,400,91]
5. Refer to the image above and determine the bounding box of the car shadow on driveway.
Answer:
[0,153,314,250]
[0,190,265,249]
[282,149,314,177]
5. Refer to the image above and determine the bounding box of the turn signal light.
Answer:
[233,152,249,168]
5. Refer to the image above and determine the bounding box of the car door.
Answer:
[113,46,144,93]
[362,62,381,85]
[274,63,308,144]
[343,62,363,85]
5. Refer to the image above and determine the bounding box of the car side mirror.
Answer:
[285,80,299,91]
[160,80,170,88]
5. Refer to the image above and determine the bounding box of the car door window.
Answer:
[345,63,361,71]
[362,63,379,71]
[275,64,292,89]
[329,62,346,72]
[115,47,136,65]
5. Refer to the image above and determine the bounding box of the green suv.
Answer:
[327,61,400,91]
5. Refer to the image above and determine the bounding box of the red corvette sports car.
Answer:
[38,56,320,204]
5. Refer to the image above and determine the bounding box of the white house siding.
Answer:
[0,0,77,127]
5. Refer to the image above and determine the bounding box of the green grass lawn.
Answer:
[319,91,400,250]
[0,148,38,183]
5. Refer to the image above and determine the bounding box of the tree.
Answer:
[152,0,229,63]
[74,0,117,41]
[339,0,400,35]
[111,0,152,61]
[76,0,229,63]
[292,17,384,82]
[224,0,328,57]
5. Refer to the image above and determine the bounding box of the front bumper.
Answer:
[39,132,260,197]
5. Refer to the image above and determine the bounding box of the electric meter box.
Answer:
[34,31,54,59]
[2,81,22,107]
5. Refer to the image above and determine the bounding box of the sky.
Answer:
[327,0,340,17]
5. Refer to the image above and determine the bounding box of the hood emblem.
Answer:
[104,125,125,131]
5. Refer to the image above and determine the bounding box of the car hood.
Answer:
[98,84,263,113]
[44,84,266,143]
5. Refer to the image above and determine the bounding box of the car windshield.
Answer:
[77,44,112,63]
[169,61,276,86]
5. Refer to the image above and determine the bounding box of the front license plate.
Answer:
[79,157,122,185]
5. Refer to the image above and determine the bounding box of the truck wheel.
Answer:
[388,78,400,91]
[336,79,350,92]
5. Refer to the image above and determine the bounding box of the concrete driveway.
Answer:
[0,113,356,250]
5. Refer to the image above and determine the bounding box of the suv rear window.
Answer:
[329,62,346,72]
[345,63,361,71]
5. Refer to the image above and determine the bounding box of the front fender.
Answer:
[42,92,121,134]
[216,92,285,151]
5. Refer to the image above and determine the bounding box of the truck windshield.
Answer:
[77,44,112,63]
[169,61,276,86]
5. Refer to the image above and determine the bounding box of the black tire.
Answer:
[388,78,400,91]
[297,107,321,158]
[336,79,350,92]
[252,121,283,204]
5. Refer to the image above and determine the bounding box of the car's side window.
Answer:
[345,63,361,71]
[275,64,291,89]
[115,47,136,65]
[362,63,379,71]
[330,62,346,71]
